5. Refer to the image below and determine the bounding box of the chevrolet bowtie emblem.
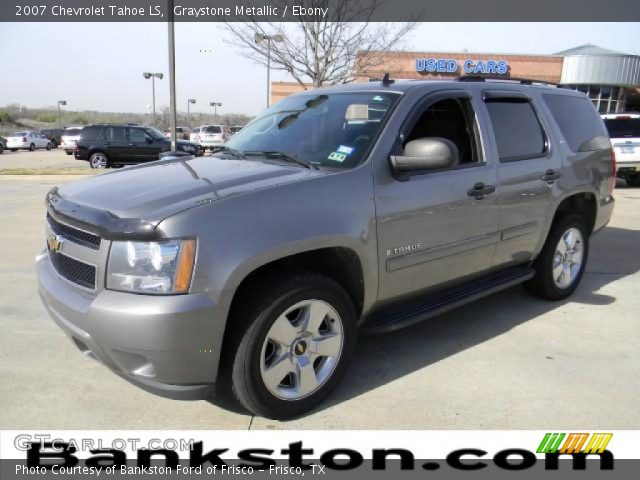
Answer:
[47,232,64,253]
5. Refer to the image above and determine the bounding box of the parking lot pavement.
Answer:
[0,147,87,170]
[0,176,638,429]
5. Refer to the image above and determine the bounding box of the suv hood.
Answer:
[47,156,329,239]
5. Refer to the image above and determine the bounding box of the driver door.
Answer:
[375,91,500,302]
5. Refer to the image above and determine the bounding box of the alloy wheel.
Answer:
[259,299,344,401]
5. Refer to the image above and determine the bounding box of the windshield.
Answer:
[225,91,400,169]
[604,118,640,138]
[145,127,167,140]
[203,126,222,134]
[63,128,82,137]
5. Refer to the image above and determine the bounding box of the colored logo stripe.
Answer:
[537,433,612,454]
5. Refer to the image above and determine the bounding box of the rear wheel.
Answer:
[65,151,73,156]
[89,152,109,169]
[29,143,35,151]
[224,272,357,419]
[46,142,52,150]
[10,149,17,152]
[626,174,640,187]
[524,214,589,300]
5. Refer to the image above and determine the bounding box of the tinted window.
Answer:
[80,126,99,141]
[604,118,640,138]
[543,94,608,151]
[129,128,147,143]
[486,99,545,160]
[106,126,127,141]
[203,126,221,133]
[192,127,200,133]
[13,132,27,136]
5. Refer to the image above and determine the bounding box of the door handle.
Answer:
[541,169,562,183]
[467,182,496,200]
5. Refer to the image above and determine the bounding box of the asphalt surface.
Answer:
[0,174,638,429]
[0,147,86,169]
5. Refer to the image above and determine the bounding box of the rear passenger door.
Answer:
[481,91,563,268]
[102,126,128,162]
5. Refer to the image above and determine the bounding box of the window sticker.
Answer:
[328,151,348,162]
[337,145,355,155]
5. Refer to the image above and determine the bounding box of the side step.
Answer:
[361,266,535,334]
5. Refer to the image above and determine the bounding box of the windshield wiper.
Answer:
[212,146,246,159]
[243,150,318,170]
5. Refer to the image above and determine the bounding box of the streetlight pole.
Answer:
[142,72,164,127]
[187,99,196,129]
[209,102,222,123]
[57,100,67,128]
[167,5,178,152]
[255,33,284,109]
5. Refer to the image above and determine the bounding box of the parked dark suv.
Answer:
[74,124,202,168]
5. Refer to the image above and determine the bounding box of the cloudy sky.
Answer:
[1,22,638,115]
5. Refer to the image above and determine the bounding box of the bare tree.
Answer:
[224,0,417,88]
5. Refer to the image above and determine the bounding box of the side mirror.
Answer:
[390,137,459,173]
[145,136,153,144]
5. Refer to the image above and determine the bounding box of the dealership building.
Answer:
[272,44,640,113]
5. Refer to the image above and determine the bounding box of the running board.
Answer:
[361,266,535,334]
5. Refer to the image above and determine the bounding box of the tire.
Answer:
[89,152,109,169]
[29,143,35,151]
[65,151,73,155]
[626,174,640,187]
[46,142,52,150]
[223,271,357,419]
[524,214,589,300]
[10,149,17,152]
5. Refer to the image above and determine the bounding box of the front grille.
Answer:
[47,214,101,250]
[49,252,96,290]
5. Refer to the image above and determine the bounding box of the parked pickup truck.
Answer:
[37,78,615,419]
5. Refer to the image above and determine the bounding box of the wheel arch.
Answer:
[227,246,366,323]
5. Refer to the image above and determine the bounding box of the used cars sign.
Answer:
[416,57,509,75]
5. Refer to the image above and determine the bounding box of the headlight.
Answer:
[106,239,196,294]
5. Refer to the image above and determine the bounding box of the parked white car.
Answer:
[198,124,230,151]
[189,126,202,144]
[60,127,84,155]
[602,113,640,187]
[6,131,52,151]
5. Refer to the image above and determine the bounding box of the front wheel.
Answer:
[89,152,109,169]
[65,151,73,155]
[46,142,52,150]
[524,214,589,300]
[224,272,357,419]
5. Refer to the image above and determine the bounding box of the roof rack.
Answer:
[457,76,565,87]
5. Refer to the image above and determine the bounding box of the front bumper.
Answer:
[36,250,225,400]
[594,195,615,234]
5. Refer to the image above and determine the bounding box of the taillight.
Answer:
[610,148,616,194]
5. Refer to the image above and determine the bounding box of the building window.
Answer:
[565,85,628,114]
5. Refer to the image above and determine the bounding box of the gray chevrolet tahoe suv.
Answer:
[37,78,615,419]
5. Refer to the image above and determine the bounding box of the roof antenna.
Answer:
[382,72,395,86]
